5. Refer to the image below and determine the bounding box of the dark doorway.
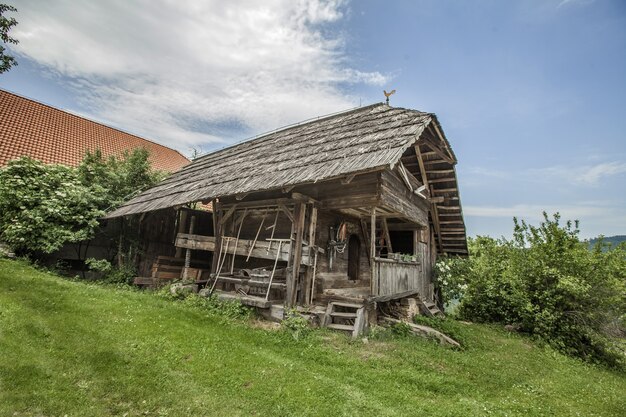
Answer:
[348,234,360,280]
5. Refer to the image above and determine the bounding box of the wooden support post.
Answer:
[183,215,196,281]
[175,209,188,258]
[210,200,222,275]
[286,202,306,308]
[430,186,444,254]
[360,218,371,265]
[414,145,430,192]
[303,205,317,305]
[381,218,393,254]
[246,209,267,262]
[230,209,247,274]
[370,207,377,296]
[265,240,284,301]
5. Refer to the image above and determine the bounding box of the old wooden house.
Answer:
[106,103,468,336]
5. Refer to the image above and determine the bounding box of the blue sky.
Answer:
[1,0,625,239]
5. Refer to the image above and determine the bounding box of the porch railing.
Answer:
[372,257,426,297]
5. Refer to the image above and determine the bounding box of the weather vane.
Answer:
[383,89,396,105]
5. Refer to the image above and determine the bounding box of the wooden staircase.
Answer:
[322,301,366,339]
[420,300,444,317]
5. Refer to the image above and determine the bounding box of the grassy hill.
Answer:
[1,259,624,417]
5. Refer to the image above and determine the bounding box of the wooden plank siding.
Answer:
[378,169,429,226]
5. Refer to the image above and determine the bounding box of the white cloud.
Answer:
[464,204,611,219]
[464,161,626,187]
[557,0,595,9]
[532,161,626,185]
[12,0,387,153]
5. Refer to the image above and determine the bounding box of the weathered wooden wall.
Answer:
[137,207,213,277]
[378,169,429,226]
[313,211,371,295]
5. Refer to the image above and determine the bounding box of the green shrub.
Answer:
[281,310,311,340]
[85,258,136,285]
[458,213,626,367]
[0,157,103,255]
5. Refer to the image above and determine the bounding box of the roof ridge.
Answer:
[0,88,189,162]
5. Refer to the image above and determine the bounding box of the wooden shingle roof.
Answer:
[106,103,467,255]
[0,89,189,172]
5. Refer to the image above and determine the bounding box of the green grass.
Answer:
[1,258,624,417]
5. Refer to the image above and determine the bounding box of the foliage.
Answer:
[458,213,626,367]
[281,309,312,340]
[1,258,625,416]
[0,149,166,258]
[156,285,253,320]
[0,3,18,74]
[0,157,104,254]
[85,257,136,284]
[434,255,470,305]
[78,148,167,211]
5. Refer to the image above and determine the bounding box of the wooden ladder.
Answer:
[322,301,366,339]
[420,300,444,317]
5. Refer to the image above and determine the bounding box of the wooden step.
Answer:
[331,301,363,309]
[327,323,354,331]
[330,311,358,319]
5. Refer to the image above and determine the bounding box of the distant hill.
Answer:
[588,235,626,250]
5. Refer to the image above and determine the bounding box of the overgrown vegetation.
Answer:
[0,157,103,254]
[436,213,626,368]
[1,258,625,416]
[0,149,166,258]
[0,3,18,74]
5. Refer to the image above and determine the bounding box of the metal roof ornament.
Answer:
[383,89,396,105]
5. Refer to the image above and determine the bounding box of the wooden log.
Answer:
[380,317,460,348]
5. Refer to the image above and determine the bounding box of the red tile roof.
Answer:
[0,89,190,172]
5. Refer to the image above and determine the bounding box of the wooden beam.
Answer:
[396,162,414,192]
[414,145,430,191]
[430,187,444,254]
[428,177,456,184]
[278,204,295,223]
[218,204,238,227]
[221,197,294,210]
[360,218,371,265]
[210,200,222,275]
[286,202,306,308]
[420,136,455,165]
[425,169,455,175]
[303,205,318,305]
[370,208,377,295]
[341,173,357,184]
[381,218,393,254]
[431,121,456,163]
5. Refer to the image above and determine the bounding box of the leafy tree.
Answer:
[0,4,18,74]
[455,213,626,367]
[78,148,166,211]
[0,157,103,254]
[0,149,167,257]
